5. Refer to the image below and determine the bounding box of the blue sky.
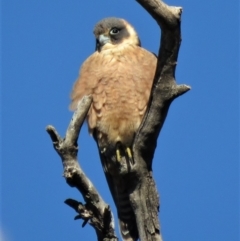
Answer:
[1,0,239,241]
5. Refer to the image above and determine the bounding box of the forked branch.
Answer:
[46,96,117,241]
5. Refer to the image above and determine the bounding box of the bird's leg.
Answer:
[125,147,132,159]
[116,148,122,162]
[125,147,134,165]
[116,142,124,162]
[116,143,134,167]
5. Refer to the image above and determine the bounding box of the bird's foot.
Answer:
[115,142,135,173]
[116,144,134,167]
[116,148,122,162]
[125,147,134,165]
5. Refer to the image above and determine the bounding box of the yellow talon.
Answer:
[126,147,132,159]
[116,149,121,162]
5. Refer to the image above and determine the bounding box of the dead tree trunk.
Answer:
[46,0,190,240]
[127,1,190,240]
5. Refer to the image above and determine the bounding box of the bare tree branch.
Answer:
[115,1,190,241]
[46,96,117,241]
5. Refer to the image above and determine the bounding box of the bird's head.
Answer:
[93,17,141,52]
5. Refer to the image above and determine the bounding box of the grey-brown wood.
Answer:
[104,1,190,241]
[46,96,117,241]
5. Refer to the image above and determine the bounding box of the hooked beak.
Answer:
[95,34,110,51]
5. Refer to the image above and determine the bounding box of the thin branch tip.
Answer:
[65,198,79,209]
[46,125,54,132]
[170,6,183,16]
[174,84,191,98]
[46,125,61,143]
[180,84,191,92]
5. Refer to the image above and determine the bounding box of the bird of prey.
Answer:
[70,17,157,241]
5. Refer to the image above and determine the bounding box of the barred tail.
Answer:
[117,189,138,241]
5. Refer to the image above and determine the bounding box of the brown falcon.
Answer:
[70,17,157,241]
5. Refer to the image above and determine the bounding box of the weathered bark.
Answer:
[125,1,190,240]
[46,0,190,240]
[46,96,117,241]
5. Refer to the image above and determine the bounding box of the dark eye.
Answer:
[110,28,120,35]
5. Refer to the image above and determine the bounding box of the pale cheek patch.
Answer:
[124,21,139,46]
